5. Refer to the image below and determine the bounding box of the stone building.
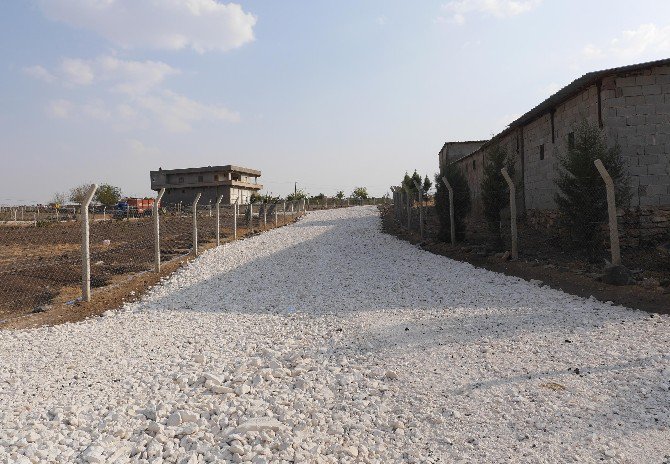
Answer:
[443,58,670,244]
[150,165,262,205]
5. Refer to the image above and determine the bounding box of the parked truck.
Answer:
[114,198,155,218]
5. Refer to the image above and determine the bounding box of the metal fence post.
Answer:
[81,184,98,302]
[192,193,202,256]
[594,159,621,266]
[263,203,267,229]
[501,168,518,260]
[441,176,456,246]
[216,194,223,246]
[154,188,166,272]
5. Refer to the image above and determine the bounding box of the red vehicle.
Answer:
[114,198,155,218]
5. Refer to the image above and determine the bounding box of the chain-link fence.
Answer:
[0,197,315,321]
[390,167,670,290]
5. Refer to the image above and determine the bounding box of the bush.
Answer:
[352,187,369,200]
[95,184,122,206]
[555,121,630,259]
[481,144,515,241]
[434,164,471,242]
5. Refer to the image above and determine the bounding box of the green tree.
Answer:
[95,184,122,206]
[352,187,369,200]
[286,189,307,201]
[401,170,423,194]
[555,120,631,259]
[434,165,471,242]
[481,144,515,241]
[335,191,345,199]
[69,183,95,204]
[422,175,432,193]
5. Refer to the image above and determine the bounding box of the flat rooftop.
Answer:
[151,165,261,177]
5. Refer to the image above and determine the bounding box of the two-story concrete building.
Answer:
[442,58,670,245]
[150,165,262,205]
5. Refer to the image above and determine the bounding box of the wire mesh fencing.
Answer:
[0,198,318,320]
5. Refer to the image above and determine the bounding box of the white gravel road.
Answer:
[1,206,669,463]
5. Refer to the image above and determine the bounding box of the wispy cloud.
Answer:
[136,91,241,132]
[37,0,256,53]
[438,0,541,25]
[22,65,55,83]
[582,23,670,61]
[375,15,388,26]
[32,55,237,132]
[47,99,74,119]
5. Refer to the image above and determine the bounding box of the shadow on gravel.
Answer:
[136,207,668,441]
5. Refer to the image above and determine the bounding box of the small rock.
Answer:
[385,370,399,380]
[234,417,283,434]
[601,264,633,286]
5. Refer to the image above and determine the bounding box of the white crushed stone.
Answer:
[0,206,669,463]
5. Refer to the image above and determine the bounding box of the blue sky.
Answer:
[2,0,670,204]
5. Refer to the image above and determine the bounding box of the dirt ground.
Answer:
[381,206,670,316]
[0,211,303,330]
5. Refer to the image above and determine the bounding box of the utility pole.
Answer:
[294,182,297,196]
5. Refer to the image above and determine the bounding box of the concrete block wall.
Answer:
[523,85,600,210]
[601,65,670,208]
[445,61,670,244]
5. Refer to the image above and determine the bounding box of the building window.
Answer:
[214,175,219,181]
[539,144,545,160]
[472,159,476,170]
[181,189,185,194]
[178,176,184,184]
[198,175,204,182]
[568,132,575,149]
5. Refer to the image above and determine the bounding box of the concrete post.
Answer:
[233,200,238,240]
[153,188,166,272]
[413,181,424,240]
[249,203,253,232]
[404,187,411,229]
[81,184,98,302]
[274,203,278,227]
[500,168,518,260]
[282,201,286,224]
[215,194,223,246]
[192,192,202,256]
[263,203,267,229]
[441,177,456,246]
[594,159,621,266]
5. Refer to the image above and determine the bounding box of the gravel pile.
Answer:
[1,206,669,463]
